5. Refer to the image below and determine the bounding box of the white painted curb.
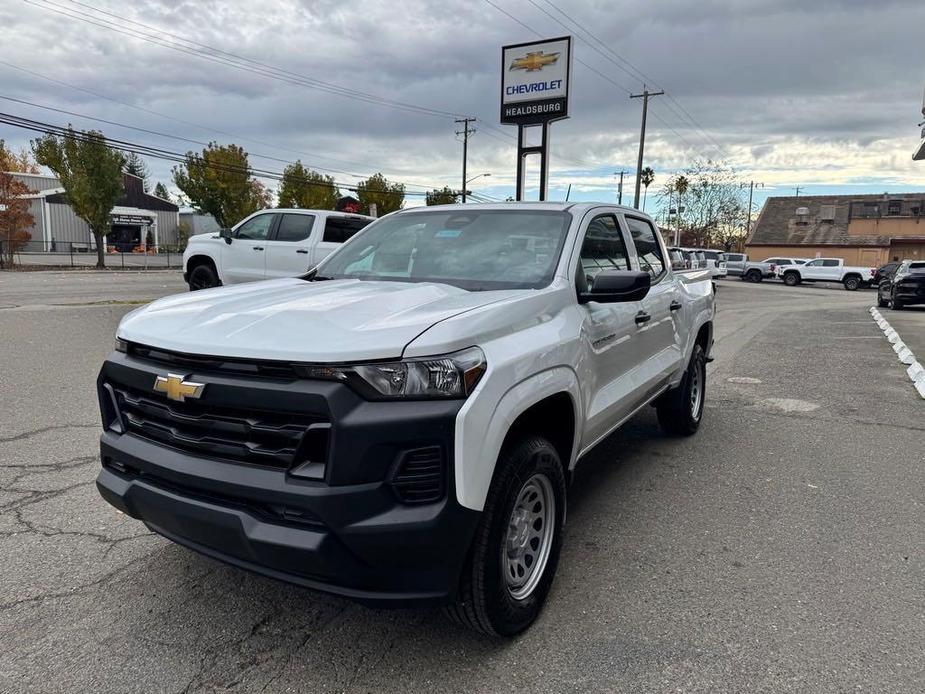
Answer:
[870,306,923,400]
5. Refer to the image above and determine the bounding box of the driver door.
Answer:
[223,212,274,283]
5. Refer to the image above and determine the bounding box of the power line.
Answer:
[535,0,728,159]
[0,111,441,196]
[24,0,467,120]
[0,59,414,176]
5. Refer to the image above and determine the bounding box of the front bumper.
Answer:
[96,351,480,606]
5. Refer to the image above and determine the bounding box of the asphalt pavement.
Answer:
[1,273,922,693]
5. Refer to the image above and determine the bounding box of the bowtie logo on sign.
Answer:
[509,51,560,72]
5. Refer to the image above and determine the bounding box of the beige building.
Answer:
[745,193,925,266]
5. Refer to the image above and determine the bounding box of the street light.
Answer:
[465,172,491,185]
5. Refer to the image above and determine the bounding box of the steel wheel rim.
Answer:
[690,359,703,417]
[503,472,555,601]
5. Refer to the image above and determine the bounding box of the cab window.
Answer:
[821,259,840,267]
[236,214,273,240]
[578,214,630,286]
[624,216,665,279]
[323,217,371,243]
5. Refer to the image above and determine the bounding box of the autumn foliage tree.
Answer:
[0,172,35,267]
[356,173,404,216]
[33,128,125,269]
[173,143,269,228]
[0,139,40,174]
[277,161,338,210]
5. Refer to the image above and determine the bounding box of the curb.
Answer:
[870,306,924,400]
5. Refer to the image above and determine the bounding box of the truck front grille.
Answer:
[112,385,326,469]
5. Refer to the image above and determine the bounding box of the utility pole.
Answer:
[794,186,803,197]
[455,118,476,203]
[739,180,764,239]
[614,171,626,205]
[630,86,664,209]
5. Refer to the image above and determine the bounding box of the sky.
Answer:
[1,0,924,214]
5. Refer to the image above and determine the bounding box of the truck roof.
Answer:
[395,201,653,217]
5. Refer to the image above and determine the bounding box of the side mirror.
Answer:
[578,270,651,304]
[219,228,233,244]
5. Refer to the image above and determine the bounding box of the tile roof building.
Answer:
[745,193,925,266]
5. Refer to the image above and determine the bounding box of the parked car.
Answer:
[182,209,374,290]
[872,261,902,286]
[776,258,876,290]
[684,248,727,279]
[668,247,706,271]
[97,203,715,636]
[877,260,925,309]
[740,257,809,283]
[725,252,747,277]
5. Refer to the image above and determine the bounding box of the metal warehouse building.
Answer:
[12,171,179,251]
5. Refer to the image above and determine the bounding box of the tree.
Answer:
[426,186,459,206]
[640,167,655,211]
[173,143,268,228]
[356,173,404,216]
[33,128,124,269]
[0,172,34,267]
[153,181,171,202]
[657,162,744,248]
[0,139,40,174]
[123,152,150,191]
[277,161,338,210]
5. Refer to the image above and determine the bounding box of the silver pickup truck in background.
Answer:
[740,256,809,283]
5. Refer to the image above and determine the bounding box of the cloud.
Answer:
[0,0,922,206]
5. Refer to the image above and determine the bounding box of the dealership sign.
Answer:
[501,36,571,125]
[111,214,153,226]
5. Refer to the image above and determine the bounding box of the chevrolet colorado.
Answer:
[776,257,876,290]
[96,203,714,636]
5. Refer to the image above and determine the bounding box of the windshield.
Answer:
[313,209,572,290]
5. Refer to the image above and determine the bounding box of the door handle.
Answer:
[670,300,682,311]
[296,249,309,254]
[252,246,264,251]
[635,311,651,326]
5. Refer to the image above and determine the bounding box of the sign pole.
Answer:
[501,36,572,201]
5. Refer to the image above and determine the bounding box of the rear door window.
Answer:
[822,259,840,267]
[624,216,665,279]
[275,214,315,242]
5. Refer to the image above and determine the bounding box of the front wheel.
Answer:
[188,264,220,291]
[446,436,566,637]
[783,272,800,287]
[890,295,904,310]
[877,291,889,308]
[843,276,861,291]
[656,343,706,436]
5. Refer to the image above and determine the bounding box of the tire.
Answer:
[783,272,800,287]
[891,295,904,310]
[656,343,706,436]
[446,435,566,637]
[188,263,220,291]
[843,276,860,291]
[745,269,762,283]
[877,291,889,308]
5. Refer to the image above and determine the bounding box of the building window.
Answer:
[887,200,902,216]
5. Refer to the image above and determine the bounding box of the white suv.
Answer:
[183,208,373,290]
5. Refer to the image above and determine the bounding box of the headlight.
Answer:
[303,347,486,399]
[114,337,129,353]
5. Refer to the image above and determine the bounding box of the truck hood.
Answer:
[118,278,523,362]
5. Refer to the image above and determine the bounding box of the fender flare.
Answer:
[184,252,222,283]
[453,366,582,511]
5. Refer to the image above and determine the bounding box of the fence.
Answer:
[0,240,186,270]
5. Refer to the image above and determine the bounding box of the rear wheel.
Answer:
[656,344,706,436]
[188,263,220,291]
[783,272,800,287]
[890,294,904,310]
[446,435,566,637]
[877,290,889,308]
[843,276,861,291]
[745,269,762,283]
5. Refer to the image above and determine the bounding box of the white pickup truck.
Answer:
[96,203,714,636]
[182,208,373,290]
[776,257,876,291]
